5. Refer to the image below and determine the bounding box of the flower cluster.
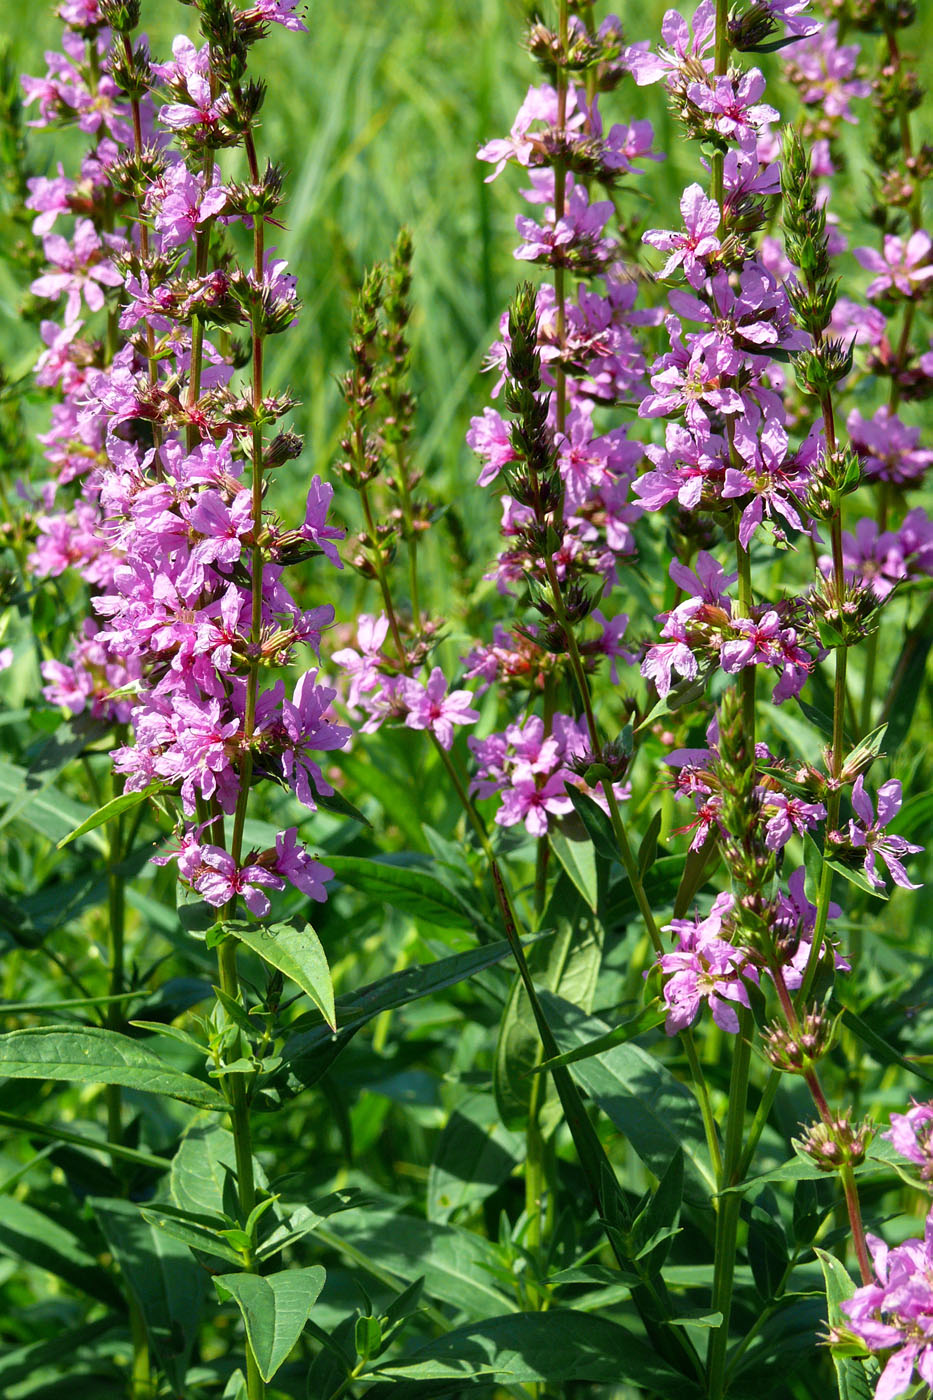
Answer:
[838,1210,933,1400]
[23,0,343,915]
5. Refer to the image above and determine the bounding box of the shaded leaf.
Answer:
[815,1249,874,1400]
[0,758,104,851]
[0,1026,225,1109]
[214,1267,325,1383]
[373,1309,696,1394]
[0,1197,121,1307]
[549,831,599,910]
[541,996,716,1202]
[326,854,477,928]
[92,1196,204,1392]
[566,788,617,861]
[427,1093,523,1223]
[317,1207,516,1320]
[268,937,533,1102]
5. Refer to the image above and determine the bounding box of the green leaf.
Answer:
[794,696,837,742]
[629,1148,683,1275]
[338,747,425,850]
[0,758,104,851]
[824,856,888,900]
[56,782,163,848]
[268,937,532,1102]
[884,596,933,753]
[494,877,602,1133]
[534,1002,667,1072]
[638,810,662,879]
[92,1196,205,1392]
[227,919,336,1029]
[0,1197,121,1307]
[140,1204,244,1266]
[373,1309,696,1394]
[171,1121,242,1218]
[0,1107,171,1173]
[834,1000,933,1089]
[541,996,716,1202]
[326,854,478,929]
[214,1267,325,1383]
[306,783,370,827]
[316,1208,517,1320]
[566,788,617,861]
[549,831,599,910]
[0,1320,118,1396]
[256,1189,370,1262]
[427,1093,523,1223]
[815,1248,874,1400]
[636,673,711,734]
[0,1026,226,1109]
[843,722,887,774]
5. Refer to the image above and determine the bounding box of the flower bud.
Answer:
[763,1008,838,1074]
[794,1111,875,1172]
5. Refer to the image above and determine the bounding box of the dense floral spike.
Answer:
[23,0,347,915]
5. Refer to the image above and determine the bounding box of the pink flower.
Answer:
[855,231,933,300]
[687,69,780,142]
[840,1208,933,1400]
[300,476,345,566]
[785,21,870,122]
[884,1101,933,1180]
[657,892,758,1034]
[626,1,715,87]
[402,667,480,750]
[848,407,933,486]
[642,184,721,287]
[272,828,334,902]
[849,776,923,891]
[193,845,284,917]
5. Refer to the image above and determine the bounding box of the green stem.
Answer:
[0,1110,170,1170]
[102,772,153,1400]
[707,1007,753,1400]
[771,972,872,1285]
[736,1069,781,1180]
[217,937,264,1400]
[798,641,846,1006]
[683,1029,723,1186]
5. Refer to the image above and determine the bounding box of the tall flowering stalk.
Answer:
[4,0,933,1394]
[331,0,931,1392]
[20,0,346,1393]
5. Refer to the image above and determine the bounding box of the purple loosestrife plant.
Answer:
[19,0,345,1394]
[3,0,933,1395]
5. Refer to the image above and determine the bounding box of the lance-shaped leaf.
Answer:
[0,1026,225,1110]
[814,1250,874,1400]
[0,1196,121,1307]
[540,995,716,1202]
[92,1196,205,1392]
[225,919,335,1029]
[371,1309,697,1394]
[326,854,480,929]
[56,782,164,848]
[214,1267,325,1383]
[266,936,536,1102]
